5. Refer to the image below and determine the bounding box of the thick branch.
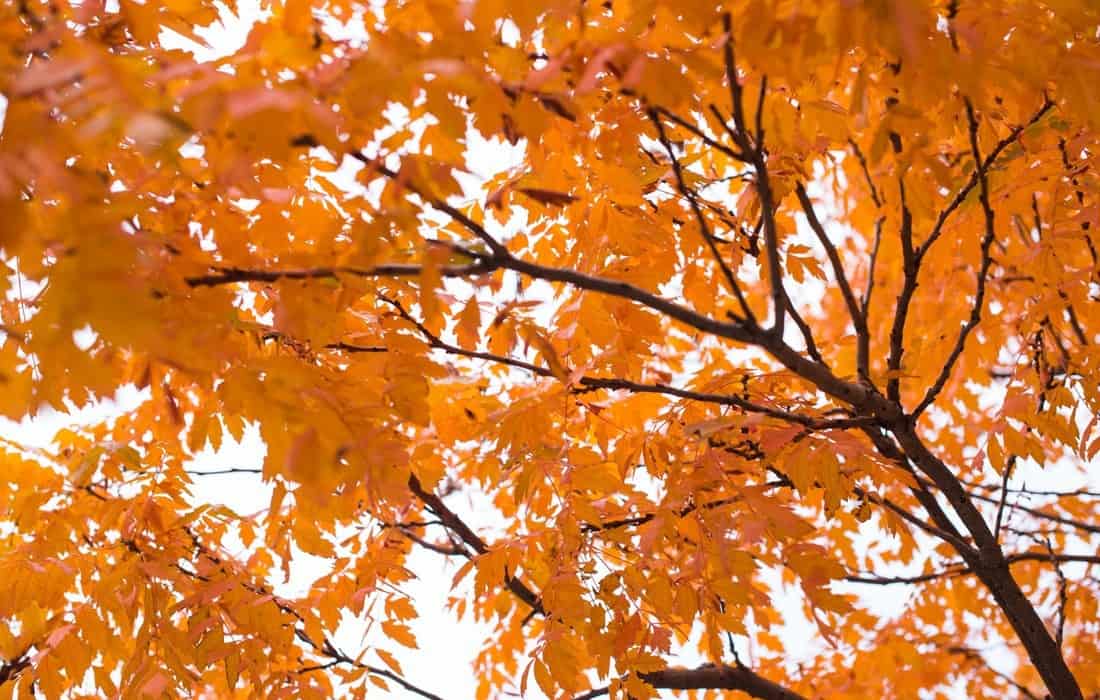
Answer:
[576,663,806,700]
[912,100,999,418]
[891,425,1084,700]
[190,253,894,419]
[185,260,495,287]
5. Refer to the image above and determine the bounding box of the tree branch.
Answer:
[919,98,1054,260]
[886,178,916,403]
[993,454,1018,543]
[721,13,786,336]
[353,155,509,258]
[848,138,883,208]
[576,663,807,700]
[890,424,1085,700]
[948,646,1042,700]
[650,108,756,323]
[651,105,749,163]
[795,183,867,360]
[380,295,865,431]
[185,260,496,287]
[912,99,1000,418]
[860,216,885,381]
[407,474,545,616]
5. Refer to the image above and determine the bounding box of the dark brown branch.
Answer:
[890,424,1085,700]
[911,100,999,418]
[495,251,764,347]
[721,13,786,336]
[325,341,387,353]
[1006,551,1100,566]
[650,109,756,323]
[306,639,448,700]
[1038,536,1069,648]
[859,487,976,554]
[576,663,807,700]
[651,105,749,163]
[381,295,865,431]
[354,155,509,257]
[0,651,31,686]
[845,566,969,585]
[919,98,1054,260]
[993,455,1018,543]
[135,525,447,700]
[886,179,916,403]
[186,467,263,477]
[753,76,767,148]
[848,139,883,208]
[784,295,825,365]
[185,260,496,287]
[910,468,1100,539]
[202,150,904,421]
[848,550,1100,586]
[795,184,867,353]
[582,481,788,533]
[1061,294,1089,346]
[859,216,885,380]
[964,481,1100,499]
[948,646,1042,700]
[721,15,752,154]
[707,103,744,152]
[859,427,977,557]
[385,524,468,557]
[753,163,786,337]
[407,474,545,615]
[970,488,1100,536]
[203,249,893,419]
[261,329,388,354]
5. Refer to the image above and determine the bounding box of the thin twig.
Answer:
[380,295,865,430]
[912,99,1000,418]
[919,98,1054,260]
[848,139,883,208]
[860,216,885,381]
[795,184,866,344]
[993,454,1018,543]
[649,109,756,323]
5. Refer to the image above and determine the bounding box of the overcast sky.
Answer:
[4,2,1093,698]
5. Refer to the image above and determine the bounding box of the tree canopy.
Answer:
[2,1,1100,698]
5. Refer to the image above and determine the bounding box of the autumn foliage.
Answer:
[4,1,1100,698]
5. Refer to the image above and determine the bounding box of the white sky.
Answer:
[2,3,1096,699]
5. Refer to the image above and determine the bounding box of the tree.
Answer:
[1,0,1100,698]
